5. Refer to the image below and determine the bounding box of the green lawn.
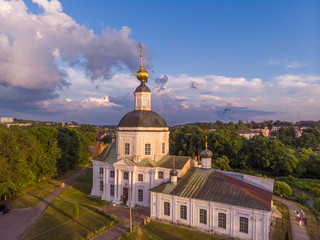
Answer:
[22,167,111,240]
[273,200,291,240]
[119,221,223,240]
[3,168,82,209]
[276,177,320,198]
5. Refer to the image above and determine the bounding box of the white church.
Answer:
[91,45,274,240]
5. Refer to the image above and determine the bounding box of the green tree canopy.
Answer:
[212,155,231,171]
[273,181,292,197]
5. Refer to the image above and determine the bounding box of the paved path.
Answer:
[0,165,90,240]
[273,196,310,240]
[93,205,149,240]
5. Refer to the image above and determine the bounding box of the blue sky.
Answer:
[0,0,319,125]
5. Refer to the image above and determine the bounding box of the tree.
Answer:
[273,181,292,197]
[28,127,60,179]
[77,125,97,166]
[313,197,320,212]
[306,154,320,178]
[73,203,79,220]
[295,192,307,205]
[213,156,231,171]
[57,127,79,173]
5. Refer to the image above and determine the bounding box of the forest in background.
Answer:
[169,120,320,179]
[0,124,97,199]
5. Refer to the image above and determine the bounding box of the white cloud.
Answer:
[275,75,320,88]
[0,0,147,90]
[286,61,305,69]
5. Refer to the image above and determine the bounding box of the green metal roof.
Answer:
[93,143,190,170]
[150,168,273,211]
[92,141,117,164]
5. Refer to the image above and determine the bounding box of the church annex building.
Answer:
[91,46,274,240]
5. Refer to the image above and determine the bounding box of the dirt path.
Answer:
[93,205,149,240]
[0,166,90,240]
[273,196,310,240]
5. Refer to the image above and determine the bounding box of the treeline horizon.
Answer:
[169,121,320,179]
[0,124,97,199]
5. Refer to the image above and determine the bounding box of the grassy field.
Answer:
[22,167,112,240]
[119,221,223,240]
[276,177,320,198]
[273,200,291,240]
[3,168,82,209]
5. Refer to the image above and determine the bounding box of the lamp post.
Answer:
[281,194,283,229]
[129,187,132,233]
[317,216,320,240]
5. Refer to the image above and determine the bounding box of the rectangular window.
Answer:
[138,174,143,181]
[199,209,207,224]
[138,189,143,202]
[145,143,151,155]
[162,143,165,154]
[158,171,164,179]
[123,172,129,180]
[240,217,248,234]
[180,205,187,220]
[218,213,226,229]
[99,167,103,174]
[110,185,114,196]
[125,143,130,155]
[110,170,115,178]
[164,202,170,216]
[100,181,103,192]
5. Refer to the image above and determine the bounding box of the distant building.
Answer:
[90,141,108,158]
[0,117,14,123]
[238,127,270,139]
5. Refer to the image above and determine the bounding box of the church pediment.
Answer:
[113,159,136,170]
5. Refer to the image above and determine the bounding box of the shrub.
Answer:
[274,181,292,197]
[311,184,320,197]
[314,197,320,211]
[295,192,307,205]
[73,203,79,220]
[285,231,289,240]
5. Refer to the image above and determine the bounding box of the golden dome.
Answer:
[136,66,149,82]
[137,43,149,83]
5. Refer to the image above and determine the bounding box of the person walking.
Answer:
[304,217,307,226]
[293,209,296,215]
[296,212,300,221]
[299,216,302,226]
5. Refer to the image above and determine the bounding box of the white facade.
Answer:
[150,193,271,240]
[116,127,169,162]
[91,158,179,207]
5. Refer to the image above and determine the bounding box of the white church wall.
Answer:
[150,192,271,240]
[91,160,104,197]
[116,129,169,162]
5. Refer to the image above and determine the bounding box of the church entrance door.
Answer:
[123,187,128,204]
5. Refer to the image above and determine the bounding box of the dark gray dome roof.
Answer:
[135,83,151,93]
[118,110,167,128]
[170,168,178,176]
[200,148,213,158]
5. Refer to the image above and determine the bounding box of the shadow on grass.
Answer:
[144,224,178,240]
[46,181,60,188]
